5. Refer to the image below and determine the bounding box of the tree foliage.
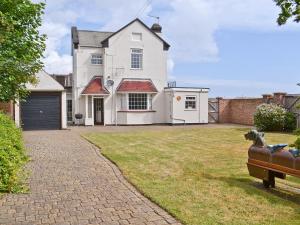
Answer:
[274,0,300,25]
[0,0,46,102]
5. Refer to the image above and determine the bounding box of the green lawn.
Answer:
[84,127,300,225]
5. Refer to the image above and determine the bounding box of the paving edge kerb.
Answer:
[82,135,183,225]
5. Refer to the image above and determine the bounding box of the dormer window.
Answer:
[132,32,142,41]
[131,49,143,69]
[91,54,102,65]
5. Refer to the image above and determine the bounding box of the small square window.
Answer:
[185,96,196,109]
[91,54,102,65]
[132,32,142,41]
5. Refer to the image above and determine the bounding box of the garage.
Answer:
[21,92,61,130]
[15,70,67,130]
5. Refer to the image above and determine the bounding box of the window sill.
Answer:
[130,68,143,70]
[90,64,103,66]
[118,110,156,113]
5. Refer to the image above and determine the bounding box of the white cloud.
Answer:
[40,21,72,74]
[167,58,175,75]
[163,0,220,63]
[43,51,72,74]
[38,0,293,74]
[159,0,288,63]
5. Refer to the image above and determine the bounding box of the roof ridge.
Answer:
[78,29,114,33]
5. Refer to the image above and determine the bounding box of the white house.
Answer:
[71,18,209,126]
[10,19,208,130]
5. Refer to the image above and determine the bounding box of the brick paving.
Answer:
[0,130,181,225]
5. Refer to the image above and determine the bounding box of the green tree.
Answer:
[0,0,46,102]
[274,0,300,25]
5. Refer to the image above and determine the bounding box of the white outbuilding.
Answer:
[164,87,209,124]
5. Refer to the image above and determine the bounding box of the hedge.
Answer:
[0,113,28,192]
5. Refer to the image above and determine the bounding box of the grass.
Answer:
[84,126,300,225]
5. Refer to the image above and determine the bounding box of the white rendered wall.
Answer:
[72,47,105,124]
[199,92,209,123]
[164,91,173,124]
[61,91,67,129]
[166,90,209,124]
[103,21,167,125]
[73,20,168,125]
[117,112,155,125]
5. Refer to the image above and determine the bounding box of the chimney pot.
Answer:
[151,23,162,33]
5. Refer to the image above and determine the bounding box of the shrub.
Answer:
[294,128,300,136]
[291,137,300,149]
[0,113,28,192]
[296,138,300,149]
[284,112,297,132]
[254,104,287,131]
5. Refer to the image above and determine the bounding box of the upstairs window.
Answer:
[91,54,102,65]
[185,96,196,110]
[128,93,148,110]
[131,49,143,69]
[132,32,142,41]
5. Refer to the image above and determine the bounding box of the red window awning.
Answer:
[116,79,158,93]
[81,76,109,95]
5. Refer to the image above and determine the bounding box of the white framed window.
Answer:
[185,96,196,110]
[91,54,102,65]
[131,49,143,69]
[67,100,72,122]
[132,32,142,41]
[128,93,148,110]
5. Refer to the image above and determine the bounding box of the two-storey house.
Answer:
[71,18,209,126]
[9,19,208,130]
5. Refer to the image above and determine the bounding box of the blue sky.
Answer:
[38,0,300,97]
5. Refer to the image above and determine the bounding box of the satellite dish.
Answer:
[107,79,114,87]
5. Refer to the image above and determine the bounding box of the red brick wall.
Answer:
[0,101,14,118]
[218,98,263,125]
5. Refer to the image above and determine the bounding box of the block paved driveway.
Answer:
[0,130,181,225]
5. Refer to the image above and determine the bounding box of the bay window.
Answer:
[128,93,148,110]
[119,93,153,111]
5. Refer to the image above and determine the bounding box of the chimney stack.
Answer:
[151,23,162,33]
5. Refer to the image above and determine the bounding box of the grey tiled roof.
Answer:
[77,30,114,47]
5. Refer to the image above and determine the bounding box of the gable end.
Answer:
[101,18,170,51]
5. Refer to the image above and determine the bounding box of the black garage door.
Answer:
[21,92,61,130]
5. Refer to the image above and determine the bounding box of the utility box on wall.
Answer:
[164,87,209,124]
